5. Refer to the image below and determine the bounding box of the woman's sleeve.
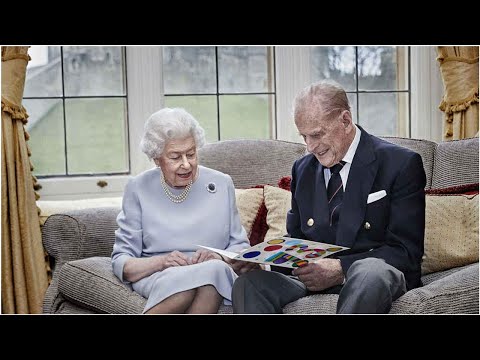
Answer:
[224,175,251,253]
[111,178,143,283]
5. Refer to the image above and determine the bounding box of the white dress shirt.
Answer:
[323,124,361,191]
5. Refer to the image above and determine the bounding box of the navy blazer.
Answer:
[286,126,426,290]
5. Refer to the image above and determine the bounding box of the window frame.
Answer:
[36,46,443,200]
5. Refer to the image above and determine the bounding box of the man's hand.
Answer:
[230,259,261,275]
[292,258,344,291]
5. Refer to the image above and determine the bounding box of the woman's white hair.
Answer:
[140,107,206,160]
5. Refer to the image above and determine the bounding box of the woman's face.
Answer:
[156,136,198,188]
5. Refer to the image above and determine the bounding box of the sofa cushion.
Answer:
[390,263,479,314]
[422,193,479,275]
[282,294,338,314]
[58,257,145,314]
[235,188,264,244]
[198,139,306,189]
[431,137,479,189]
[381,137,436,190]
[249,199,268,246]
[263,185,291,241]
[420,262,474,286]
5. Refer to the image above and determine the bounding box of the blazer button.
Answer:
[364,222,371,230]
[307,218,314,226]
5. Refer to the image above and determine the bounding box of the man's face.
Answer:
[295,110,354,168]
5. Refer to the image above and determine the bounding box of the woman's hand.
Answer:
[162,250,190,269]
[189,249,223,264]
[230,259,260,275]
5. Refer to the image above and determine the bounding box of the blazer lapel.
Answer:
[314,161,330,229]
[336,127,378,248]
[297,157,330,238]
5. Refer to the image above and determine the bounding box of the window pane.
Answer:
[24,99,66,176]
[164,95,218,143]
[219,95,273,140]
[63,46,126,96]
[25,46,63,97]
[346,93,357,123]
[358,93,409,136]
[310,46,356,91]
[218,46,274,93]
[65,98,128,174]
[163,47,216,94]
[358,46,406,91]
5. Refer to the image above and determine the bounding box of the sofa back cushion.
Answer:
[380,137,436,190]
[431,137,479,189]
[199,139,306,188]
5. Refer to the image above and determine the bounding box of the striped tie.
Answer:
[327,161,346,242]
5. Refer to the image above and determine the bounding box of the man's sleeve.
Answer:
[337,152,426,277]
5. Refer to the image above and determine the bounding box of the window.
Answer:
[162,46,276,141]
[24,46,129,178]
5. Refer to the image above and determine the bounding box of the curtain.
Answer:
[437,46,479,140]
[1,46,48,314]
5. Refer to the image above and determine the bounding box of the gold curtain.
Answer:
[437,46,479,140]
[1,46,48,314]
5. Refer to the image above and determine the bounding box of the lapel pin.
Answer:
[206,182,216,193]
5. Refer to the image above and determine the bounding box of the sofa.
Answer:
[41,137,479,314]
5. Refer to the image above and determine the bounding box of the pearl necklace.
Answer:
[160,171,193,203]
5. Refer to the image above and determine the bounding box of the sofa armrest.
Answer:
[42,207,121,266]
[41,207,121,313]
[390,263,479,314]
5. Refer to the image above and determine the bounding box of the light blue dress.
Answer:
[111,165,250,313]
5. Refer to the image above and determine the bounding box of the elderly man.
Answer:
[232,80,426,314]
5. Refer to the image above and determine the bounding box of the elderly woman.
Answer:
[111,107,254,314]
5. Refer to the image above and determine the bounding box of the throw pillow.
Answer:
[422,193,479,275]
[263,185,291,241]
[234,188,265,244]
[425,183,479,196]
[249,200,268,246]
[278,175,292,191]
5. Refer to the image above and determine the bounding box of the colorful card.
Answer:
[199,237,349,269]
